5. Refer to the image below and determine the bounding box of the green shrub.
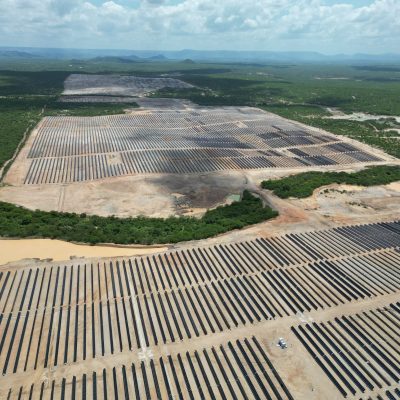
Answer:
[0,190,278,245]
[261,165,400,198]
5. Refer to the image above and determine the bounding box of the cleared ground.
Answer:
[63,74,193,97]
[2,104,395,218]
[1,220,399,399]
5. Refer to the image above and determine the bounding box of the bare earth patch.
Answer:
[63,73,193,97]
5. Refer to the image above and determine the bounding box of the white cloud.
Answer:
[50,0,83,16]
[0,0,398,53]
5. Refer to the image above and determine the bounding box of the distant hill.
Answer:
[91,54,168,62]
[1,47,400,64]
[148,54,168,61]
[0,50,38,58]
[170,50,400,64]
[124,55,141,61]
[90,56,140,63]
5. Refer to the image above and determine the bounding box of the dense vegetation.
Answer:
[0,191,278,244]
[45,101,137,117]
[261,165,400,199]
[0,70,69,95]
[0,98,44,169]
[151,64,400,115]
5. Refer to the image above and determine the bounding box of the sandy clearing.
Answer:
[0,238,167,266]
[325,109,400,123]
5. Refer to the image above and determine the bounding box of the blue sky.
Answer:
[0,0,398,53]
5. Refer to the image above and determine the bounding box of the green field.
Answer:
[0,190,278,245]
[261,165,400,199]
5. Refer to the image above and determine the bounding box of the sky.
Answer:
[0,0,399,54]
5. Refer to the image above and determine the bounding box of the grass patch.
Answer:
[261,165,400,199]
[0,190,278,245]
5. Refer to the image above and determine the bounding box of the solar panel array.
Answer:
[3,337,294,400]
[364,389,400,400]
[1,220,399,399]
[63,74,193,97]
[59,95,139,103]
[23,108,382,184]
[292,302,400,399]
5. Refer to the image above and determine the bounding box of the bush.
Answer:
[0,190,278,245]
[261,165,400,199]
